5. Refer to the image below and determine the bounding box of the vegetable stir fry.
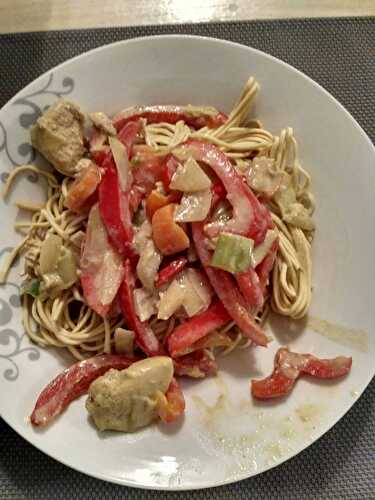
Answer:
[2,77,351,432]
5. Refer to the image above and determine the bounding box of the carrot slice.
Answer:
[155,378,185,423]
[152,204,190,256]
[146,190,171,219]
[146,190,181,219]
[64,162,101,213]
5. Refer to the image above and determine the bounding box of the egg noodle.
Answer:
[2,77,315,361]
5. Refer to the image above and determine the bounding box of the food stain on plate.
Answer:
[192,375,332,478]
[295,403,326,424]
[308,316,368,352]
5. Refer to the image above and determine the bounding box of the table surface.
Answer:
[1,0,375,33]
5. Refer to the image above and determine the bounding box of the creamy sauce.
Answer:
[308,316,368,352]
[295,403,326,423]
[192,375,335,478]
[192,393,227,420]
[86,356,173,432]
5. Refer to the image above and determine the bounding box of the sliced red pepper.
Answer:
[189,329,233,352]
[174,349,218,378]
[180,140,269,244]
[211,180,226,207]
[119,259,160,356]
[117,120,142,149]
[91,148,109,166]
[155,256,188,288]
[155,377,185,423]
[161,154,179,191]
[113,105,227,132]
[192,222,268,346]
[168,300,230,357]
[236,267,264,313]
[131,145,164,195]
[89,129,110,167]
[251,347,352,399]
[30,354,137,426]
[256,238,279,293]
[98,158,135,259]
[91,121,140,168]
[202,111,227,129]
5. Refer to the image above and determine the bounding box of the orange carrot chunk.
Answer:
[146,190,171,219]
[64,161,101,213]
[152,203,190,256]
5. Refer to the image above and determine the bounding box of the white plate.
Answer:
[0,35,374,490]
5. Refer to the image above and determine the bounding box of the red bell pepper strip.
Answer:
[30,354,137,426]
[91,121,140,167]
[161,154,179,191]
[199,111,227,129]
[256,238,279,294]
[119,260,160,356]
[173,349,218,378]
[117,120,142,149]
[168,300,230,357]
[236,267,264,313]
[98,157,135,258]
[91,148,109,166]
[189,330,233,352]
[155,377,185,423]
[211,180,226,207]
[251,347,352,399]
[89,128,109,166]
[131,145,164,195]
[180,140,268,244]
[113,105,227,132]
[155,256,188,288]
[192,222,268,346]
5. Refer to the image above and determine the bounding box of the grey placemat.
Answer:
[1,17,374,500]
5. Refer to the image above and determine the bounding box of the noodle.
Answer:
[2,77,315,360]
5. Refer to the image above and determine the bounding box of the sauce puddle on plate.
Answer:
[308,316,368,352]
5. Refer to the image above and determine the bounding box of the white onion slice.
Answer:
[109,136,131,191]
[252,229,278,267]
[170,157,212,192]
[133,288,158,321]
[39,234,62,274]
[175,189,212,223]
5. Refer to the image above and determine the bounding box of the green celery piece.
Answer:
[211,233,254,274]
[21,278,40,298]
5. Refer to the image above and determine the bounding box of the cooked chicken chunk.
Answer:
[31,100,85,176]
[86,357,173,432]
[89,111,116,136]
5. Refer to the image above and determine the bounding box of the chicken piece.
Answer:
[89,111,116,136]
[86,357,173,432]
[31,100,86,176]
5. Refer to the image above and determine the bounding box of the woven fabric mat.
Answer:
[1,17,374,500]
